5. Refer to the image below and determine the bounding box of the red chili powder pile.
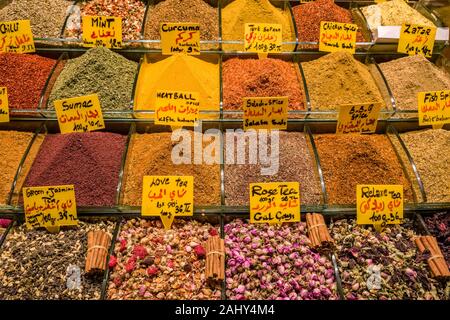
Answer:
[0,54,56,110]
[23,132,127,207]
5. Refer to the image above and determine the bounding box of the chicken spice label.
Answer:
[0,20,35,53]
[319,21,357,54]
[82,16,122,49]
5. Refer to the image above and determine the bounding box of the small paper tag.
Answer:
[243,97,288,131]
[319,21,357,54]
[160,23,200,55]
[0,87,9,123]
[155,90,200,127]
[82,16,122,49]
[336,102,381,134]
[398,23,436,58]
[0,20,35,53]
[418,90,450,127]
[244,23,282,54]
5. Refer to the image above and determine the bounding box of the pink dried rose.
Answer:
[132,245,148,259]
[209,228,218,236]
[146,266,158,276]
[194,245,206,258]
[119,239,127,252]
[125,257,136,273]
[109,255,117,268]
[113,276,122,287]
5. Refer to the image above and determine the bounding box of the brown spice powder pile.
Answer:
[121,132,220,206]
[222,58,306,112]
[401,129,450,203]
[314,134,413,205]
[379,56,450,112]
[224,131,321,206]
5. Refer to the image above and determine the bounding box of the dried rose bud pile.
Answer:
[424,212,450,267]
[107,219,221,300]
[225,220,338,300]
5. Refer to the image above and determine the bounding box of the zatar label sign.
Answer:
[398,23,436,58]
[0,20,35,53]
[82,16,122,49]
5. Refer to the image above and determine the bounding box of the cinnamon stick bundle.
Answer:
[414,235,449,278]
[85,230,111,274]
[306,213,333,249]
[205,235,224,281]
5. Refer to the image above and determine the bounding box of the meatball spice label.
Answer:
[243,97,288,131]
[0,87,9,122]
[141,176,194,230]
[160,23,200,55]
[398,23,436,58]
[155,90,200,127]
[244,23,282,58]
[54,94,105,134]
[336,102,382,134]
[0,20,35,53]
[418,90,450,128]
[319,21,357,54]
[82,16,122,49]
[250,182,300,224]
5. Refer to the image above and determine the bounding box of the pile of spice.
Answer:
[0,221,114,300]
[314,134,413,205]
[0,54,56,111]
[107,219,222,300]
[48,47,137,113]
[224,131,321,206]
[23,132,127,207]
[221,0,296,51]
[0,219,12,238]
[379,56,450,113]
[424,212,450,266]
[65,0,146,40]
[225,219,338,300]
[331,219,447,300]
[121,132,220,206]
[222,58,306,113]
[133,55,219,118]
[144,0,219,49]
[400,129,450,203]
[301,52,384,112]
[436,5,450,27]
[0,0,72,38]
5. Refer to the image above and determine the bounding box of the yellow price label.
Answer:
[243,97,287,131]
[82,16,122,49]
[155,90,200,127]
[160,23,200,55]
[319,21,357,54]
[54,94,105,134]
[0,20,35,53]
[250,182,300,224]
[244,23,282,54]
[336,102,381,134]
[418,90,450,126]
[398,23,436,58]
[356,185,403,228]
[141,176,194,230]
[0,87,9,123]
[23,185,78,230]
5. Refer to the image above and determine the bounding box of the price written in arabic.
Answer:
[0,87,9,123]
[319,21,357,54]
[243,97,288,131]
[142,176,194,230]
[357,185,403,228]
[0,20,35,53]
[250,182,300,224]
[23,185,78,230]
[398,23,436,58]
[155,90,200,127]
[82,16,122,49]
[336,102,382,134]
[244,23,282,54]
[54,94,105,134]
[418,90,450,126]
[160,23,200,55]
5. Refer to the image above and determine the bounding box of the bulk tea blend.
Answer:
[424,212,450,266]
[0,221,114,300]
[107,219,222,300]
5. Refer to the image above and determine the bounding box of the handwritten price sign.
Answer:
[23,185,78,230]
[155,90,200,127]
[244,23,282,54]
[357,185,403,228]
[398,23,436,58]
[0,20,35,53]
[0,87,9,123]
[418,90,450,126]
[142,176,194,230]
[160,23,200,55]
[243,97,287,131]
[82,16,122,49]
[336,102,381,134]
[250,182,300,224]
[319,21,357,54]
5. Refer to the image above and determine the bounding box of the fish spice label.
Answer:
[82,16,122,49]
[243,97,288,131]
[357,185,403,228]
[250,182,300,224]
[0,20,35,53]
[141,176,194,230]
[398,23,436,58]
[0,87,9,123]
[336,102,382,134]
[418,90,450,126]
[319,21,357,54]
[54,94,105,134]
[244,23,282,53]
[155,90,200,126]
[23,185,78,230]
[160,23,200,55]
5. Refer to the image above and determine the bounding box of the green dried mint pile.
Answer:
[48,47,137,113]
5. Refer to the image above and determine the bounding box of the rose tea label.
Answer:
[155,90,200,127]
[418,90,450,127]
[244,23,282,55]
[336,102,381,134]
[160,23,200,55]
[82,16,122,49]
[243,97,288,131]
[0,20,35,53]
[398,23,436,58]
[319,21,357,54]
[0,87,9,123]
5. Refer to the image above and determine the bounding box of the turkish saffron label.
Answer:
[357,185,403,227]
[82,16,122,49]
[155,90,200,127]
[336,102,382,134]
[319,21,357,54]
[0,20,35,53]
[23,185,78,230]
[398,23,436,58]
[54,94,105,134]
[141,176,194,230]
[244,23,282,54]
[0,87,9,123]
[250,182,300,224]
[160,23,200,55]
[418,90,450,126]
[243,97,288,131]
